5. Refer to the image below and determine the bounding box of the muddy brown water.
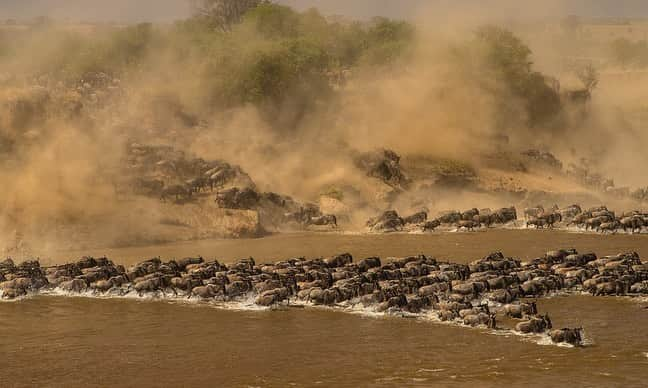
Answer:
[2,230,648,387]
[38,229,648,266]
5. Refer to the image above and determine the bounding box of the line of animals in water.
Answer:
[3,249,648,346]
[366,204,648,234]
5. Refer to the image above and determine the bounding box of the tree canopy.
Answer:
[475,25,562,128]
[191,0,268,32]
[0,4,568,134]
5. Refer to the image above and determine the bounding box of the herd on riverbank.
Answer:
[3,248,648,347]
[123,144,648,235]
[367,204,648,234]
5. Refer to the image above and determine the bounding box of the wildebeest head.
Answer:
[543,313,553,329]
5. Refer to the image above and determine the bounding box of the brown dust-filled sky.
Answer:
[1,0,648,22]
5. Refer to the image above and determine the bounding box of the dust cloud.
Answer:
[0,0,647,254]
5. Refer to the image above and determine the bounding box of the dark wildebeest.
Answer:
[308,215,337,228]
[160,184,192,202]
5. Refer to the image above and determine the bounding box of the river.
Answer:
[2,230,648,387]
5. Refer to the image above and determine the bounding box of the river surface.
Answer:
[3,230,648,387]
[38,229,648,266]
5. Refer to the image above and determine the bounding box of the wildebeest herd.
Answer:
[367,204,648,234]
[123,144,338,229]
[366,207,518,232]
[122,143,255,202]
[3,248,648,347]
[214,187,338,228]
[524,204,648,233]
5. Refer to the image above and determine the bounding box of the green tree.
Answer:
[476,26,532,86]
[476,26,562,127]
[244,3,300,38]
[191,0,268,32]
[360,17,415,65]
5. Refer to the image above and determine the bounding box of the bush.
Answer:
[245,3,300,38]
[360,17,415,66]
[475,26,562,127]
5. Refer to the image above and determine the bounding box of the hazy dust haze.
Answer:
[1,0,647,254]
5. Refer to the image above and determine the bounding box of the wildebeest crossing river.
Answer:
[2,230,648,387]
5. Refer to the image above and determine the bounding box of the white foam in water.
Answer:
[341,230,363,236]
[36,287,274,312]
[631,296,648,304]
[0,290,30,302]
[490,327,583,348]
[417,368,445,373]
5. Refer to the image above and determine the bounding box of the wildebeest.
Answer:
[461,208,480,221]
[457,220,480,231]
[620,216,644,234]
[367,210,404,232]
[160,184,192,202]
[437,210,462,224]
[544,212,562,227]
[524,206,544,220]
[559,204,582,220]
[308,215,338,228]
[422,219,441,232]
[527,213,562,229]
[186,177,208,194]
[515,314,552,333]
[494,206,517,224]
[502,301,538,318]
[599,221,620,233]
[549,328,583,346]
[526,217,547,229]
[463,312,497,329]
[402,211,428,225]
